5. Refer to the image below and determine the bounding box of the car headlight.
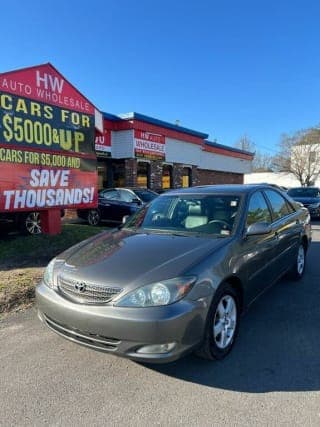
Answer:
[43,257,64,289]
[115,276,197,307]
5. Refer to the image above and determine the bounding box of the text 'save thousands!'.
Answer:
[0,91,98,211]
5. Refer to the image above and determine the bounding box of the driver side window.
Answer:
[119,189,136,202]
[101,190,119,200]
[246,191,272,227]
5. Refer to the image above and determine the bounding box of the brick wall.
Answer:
[150,160,163,191]
[192,166,200,186]
[172,164,183,188]
[150,162,198,190]
[197,169,243,185]
[124,159,137,187]
[115,159,243,190]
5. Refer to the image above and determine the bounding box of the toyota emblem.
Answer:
[74,282,86,293]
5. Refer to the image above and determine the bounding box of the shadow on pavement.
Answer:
[144,241,320,393]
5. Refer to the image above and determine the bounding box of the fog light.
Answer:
[136,343,176,354]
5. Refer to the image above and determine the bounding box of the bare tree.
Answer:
[273,127,320,186]
[252,151,274,172]
[234,135,274,172]
[234,134,256,152]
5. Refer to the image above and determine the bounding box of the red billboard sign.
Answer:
[134,129,165,160]
[95,128,111,155]
[0,63,98,213]
[0,63,94,114]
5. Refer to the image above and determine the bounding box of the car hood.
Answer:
[57,229,228,290]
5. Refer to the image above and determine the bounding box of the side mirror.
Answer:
[132,198,142,205]
[245,222,272,236]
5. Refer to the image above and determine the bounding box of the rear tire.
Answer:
[289,243,306,281]
[87,209,101,226]
[196,283,240,360]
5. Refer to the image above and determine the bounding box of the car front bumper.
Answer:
[36,281,209,363]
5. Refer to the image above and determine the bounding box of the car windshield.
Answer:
[288,188,320,198]
[124,194,241,236]
[133,189,158,203]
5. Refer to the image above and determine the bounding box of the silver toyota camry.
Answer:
[36,184,311,363]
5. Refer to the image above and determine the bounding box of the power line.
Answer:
[254,143,279,154]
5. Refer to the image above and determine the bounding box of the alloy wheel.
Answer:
[25,212,42,235]
[88,210,100,226]
[297,244,305,275]
[213,294,237,349]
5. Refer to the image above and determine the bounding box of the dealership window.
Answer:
[182,167,192,187]
[162,164,172,189]
[137,162,150,187]
[112,161,126,187]
[97,164,107,190]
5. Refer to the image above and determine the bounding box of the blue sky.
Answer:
[2,0,320,155]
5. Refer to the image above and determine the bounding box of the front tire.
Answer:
[196,283,240,360]
[19,212,42,235]
[87,209,101,226]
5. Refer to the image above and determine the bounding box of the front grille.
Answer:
[58,275,122,304]
[43,314,121,352]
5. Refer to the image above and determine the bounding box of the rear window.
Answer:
[288,188,320,198]
[134,190,158,203]
[264,189,295,220]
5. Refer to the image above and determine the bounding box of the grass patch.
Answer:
[0,224,109,317]
[0,223,106,268]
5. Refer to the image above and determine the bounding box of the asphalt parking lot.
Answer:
[0,223,319,426]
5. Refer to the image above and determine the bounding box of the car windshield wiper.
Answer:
[122,226,228,238]
[124,227,190,236]
[145,228,189,236]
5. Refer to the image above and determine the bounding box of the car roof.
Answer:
[159,184,277,196]
[127,187,157,192]
[289,186,320,190]
[100,187,155,192]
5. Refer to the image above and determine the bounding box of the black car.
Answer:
[0,211,42,235]
[0,210,65,236]
[77,187,158,226]
[287,187,320,219]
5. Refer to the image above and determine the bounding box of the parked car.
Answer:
[287,187,320,219]
[248,182,288,192]
[0,210,65,235]
[36,184,311,363]
[77,187,158,226]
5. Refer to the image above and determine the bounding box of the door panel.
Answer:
[242,229,279,302]
[241,191,278,302]
[263,189,301,277]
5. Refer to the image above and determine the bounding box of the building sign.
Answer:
[134,129,165,160]
[95,128,111,155]
[0,63,98,212]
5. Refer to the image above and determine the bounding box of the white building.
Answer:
[245,171,320,188]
